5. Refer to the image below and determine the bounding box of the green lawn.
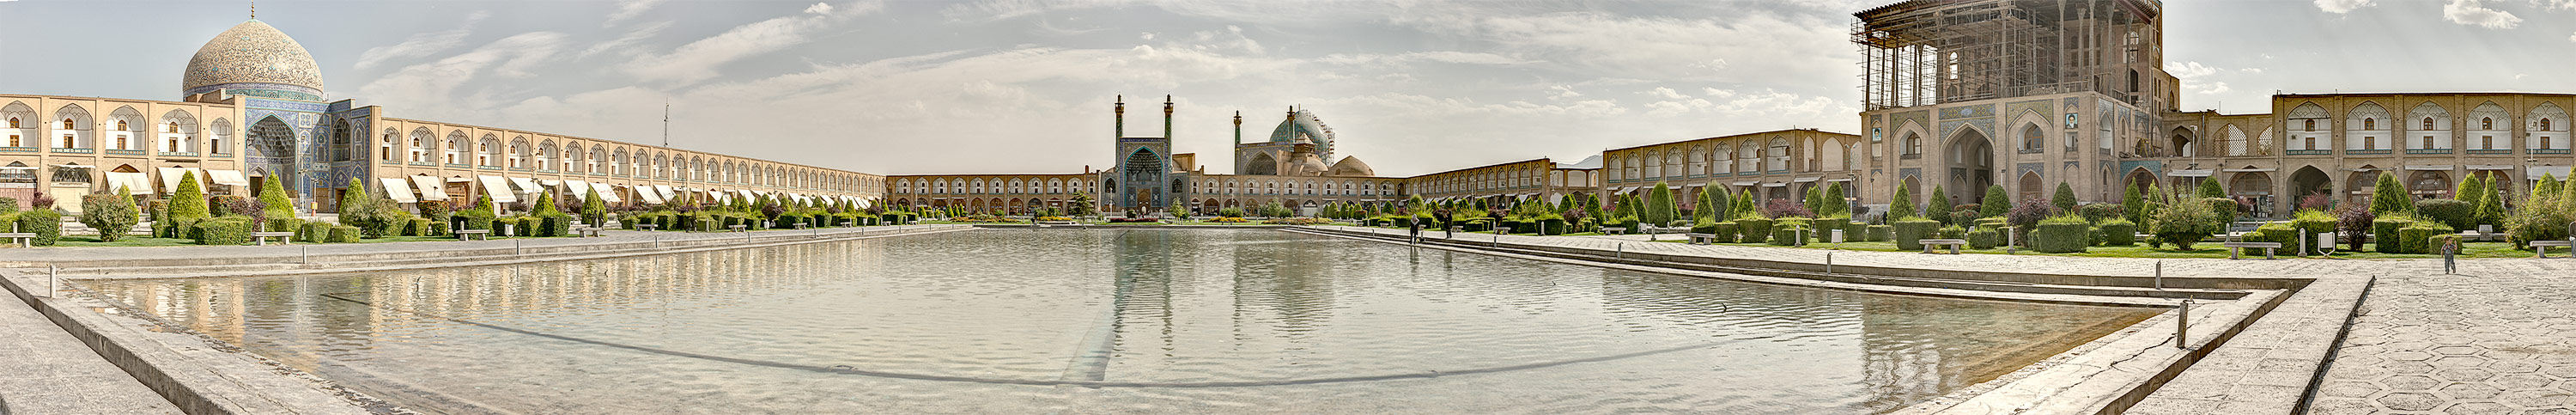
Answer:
[1348,225,2539,259]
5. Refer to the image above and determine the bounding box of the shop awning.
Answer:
[1762,182,1788,187]
[155,167,208,193]
[411,175,449,201]
[1731,181,1758,186]
[653,185,676,201]
[591,182,621,203]
[2467,165,2515,170]
[380,177,417,204]
[1792,177,1820,183]
[105,172,152,195]
[2529,166,2572,180]
[208,169,250,187]
[2404,165,2453,171]
[2168,169,2215,177]
[477,175,519,203]
[565,180,591,199]
[509,178,540,195]
[636,186,665,204]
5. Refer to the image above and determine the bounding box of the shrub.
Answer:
[0,197,15,214]
[1865,224,1892,241]
[2289,210,2340,255]
[2031,215,2092,253]
[2251,221,2297,246]
[2052,183,2079,212]
[2077,203,2123,223]
[212,195,255,217]
[418,198,453,224]
[267,217,303,233]
[2148,198,2218,250]
[1735,217,1773,244]
[1773,217,1813,243]
[2506,207,2573,247]
[82,190,141,241]
[2372,215,2416,253]
[2097,219,2138,246]
[405,218,434,236]
[2369,173,2412,215]
[428,221,451,236]
[1893,218,1941,251]
[2203,198,2240,224]
[539,214,574,237]
[190,217,252,246]
[2415,198,2474,229]
[298,221,334,242]
[1950,209,1981,226]
[2396,222,2454,254]
[1710,222,1738,242]
[19,209,61,246]
[1767,223,1805,246]
[1965,226,2002,249]
[2336,206,2375,252]
[328,225,361,243]
[1937,225,1966,240]
[258,179,295,220]
[1980,186,2011,218]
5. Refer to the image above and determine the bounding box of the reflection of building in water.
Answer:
[1108,230,1179,352]
[89,243,863,348]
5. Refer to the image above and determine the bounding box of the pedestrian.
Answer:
[2441,237,2460,275]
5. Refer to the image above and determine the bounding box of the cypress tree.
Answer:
[1980,185,2010,218]
[532,189,560,216]
[2052,182,2078,213]
[1822,182,1847,217]
[1693,186,1720,223]
[1927,186,1952,224]
[2369,172,2412,215]
[170,172,210,227]
[1802,186,1825,216]
[2196,177,2225,198]
[258,178,295,219]
[1890,182,1917,220]
[1734,189,1756,219]
[2123,181,2146,225]
[2473,175,2506,227]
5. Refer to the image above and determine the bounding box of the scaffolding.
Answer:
[1854,0,2161,110]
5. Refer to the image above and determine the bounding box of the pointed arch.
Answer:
[2222,125,2250,156]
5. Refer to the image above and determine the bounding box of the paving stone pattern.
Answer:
[0,290,181,414]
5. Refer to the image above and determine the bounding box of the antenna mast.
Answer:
[662,101,671,148]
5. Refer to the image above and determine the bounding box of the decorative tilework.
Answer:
[2005,100,2053,121]
[1887,110,1931,135]
[2017,162,2044,177]
[1940,118,1995,141]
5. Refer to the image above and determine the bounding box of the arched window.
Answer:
[1902,132,1922,155]
[6,118,16,128]
[2482,117,2494,130]
[2544,119,2555,131]
[2421,118,2434,130]
[379,131,395,160]
[2304,119,2316,131]
[2361,118,2375,131]
[2020,124,2044,150]
[115,120,129,131]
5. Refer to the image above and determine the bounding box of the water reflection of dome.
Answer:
[182,20,325,100]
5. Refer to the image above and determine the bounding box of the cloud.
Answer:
[354,32,571,117]
[605,0,666,25]
[623,1,886,85]
[2443,0,2521,28]
[2165,61,2221,79]
[1400,11,1852,84]
[2539,0,2576,10]
[580,21,671,59]
[2314,0,2375,13]
[1316,52,1539,66]
[1645,87,1686,100]
[354,10,489,70]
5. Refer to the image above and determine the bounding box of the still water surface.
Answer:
[85,229,2157,413]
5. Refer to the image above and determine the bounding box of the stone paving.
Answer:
[0,285,180,414]
[1315,225,2576,413]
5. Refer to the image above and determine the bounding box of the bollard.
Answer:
[2154,260,2164,290]
[1616,241,1625,259]
[301,246,308,265]
[49,265,59,298]
[2298,232,2308,258]
[1824,251,1834,275]
[2175,298,2193,349]
[515,239,522,255]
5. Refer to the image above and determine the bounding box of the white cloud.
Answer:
[1316,52,1538,66]
[354,10,489,70]
[2538,0,2576,10]
[2443,0,2521,28]
[2165,61,2221,79]
[605,0,665,25]
[2239,68,2264,75]
[355,32,571,119]
[1645,87,1686,100]
[2314,0,2375,13]
[579,21,671,59]
[2569,31,2576,43]
[623,1,886,85]
[1400,11,1851,83]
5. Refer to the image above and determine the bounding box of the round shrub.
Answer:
[1893,218,1941,251]
[2097,219,2138,246]
[2031,215,2092,253]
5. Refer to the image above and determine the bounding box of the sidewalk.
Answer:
[0,281,180,414]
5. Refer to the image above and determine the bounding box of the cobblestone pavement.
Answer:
[1317,226,2576,413]
[0,290,181,413]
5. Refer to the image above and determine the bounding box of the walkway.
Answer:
[0,287,179,414]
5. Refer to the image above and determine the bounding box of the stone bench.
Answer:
[728,224,748,232]
[2222,241,2282,259]
[636,223,659,231]
[1602,228,1626,235]
[453,229,490,241]
[250,231,295,246]
[1686,233,1722,245]
[1919,239,1967,254]
[573,227,605,237]
[2530,240,2574,259]
[0,232,33,247]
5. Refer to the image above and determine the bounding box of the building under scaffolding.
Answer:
[1853,0,2170,112]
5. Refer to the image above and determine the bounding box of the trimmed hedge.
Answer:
[1767,223,1804,246]
[17,210,62,246]
[2097,219,2138,246]
[1865,224,1892,241]
[1710,222,1738,242]
[266,217,303,233]
[1966,227,2002,249]
[2289,211,2339,255]
[2031,217,2091,253]
[2251,221,2298,246]
[2372,217,2416,253]
[190,217,253,246]
[328,225,361,243]
[1893,218,1941,251]
[539,214,574,237]
[2397,222,2455,254]
[1735,218,1774,244]
[297,221,334,243]
[1937,225,1966,240]
[2415,198,2474,229]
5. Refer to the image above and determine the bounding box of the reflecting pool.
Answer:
[84,229,2159,413]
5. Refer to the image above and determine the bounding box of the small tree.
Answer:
[1979,185,2010,218]
[1927,186,1952,224]
[1692,186,1719,223]
[2122,181,2146,225]
[581,188,607,225]
[2472,175,2506,228]
[170,172,210,227]
[337,178,393,238]
[2196,178,2225,198]
[1825,182,1849,217]
[82,186,141,241]
[259,178,295,219]
[1066,192,1097,217]
[1890,181,1918,220]
[1643,182,1677,225]
[2052,182,2078,213]
[1733,189,1756,219]
[2369,172,2412,215]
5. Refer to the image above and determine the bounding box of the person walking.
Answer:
[2440,237,2460,275]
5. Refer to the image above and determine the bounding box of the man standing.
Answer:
[2440,237,2460,275]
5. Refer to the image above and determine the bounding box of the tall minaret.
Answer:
[1231,111,1242,145]
[1114,95,1125,138]
[1161,95,1175,138]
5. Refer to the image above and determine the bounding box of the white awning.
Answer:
[155,167,207,193]
[2404,165,2453,171]
[2168,169,2215,177]
[411,175,449,201]
[653,185,676,201]
[1762,182,1789,187]
[1826,178,1854,182]
[0,166,32,171]
[591,182,622,203]
[2220,168,2276,173]
[565,180,591,199]
[509,178,539,195]
[380,177,417,204]
[1792,177,1820,183]
[208,169,250,187]
[105,172,152,195]
[2529,166,2572,180]
[636,186,666,204]
[2467,165,2515,170]
[539,179,562,186]
[477,175,519,203]
[1731,181,1758,186]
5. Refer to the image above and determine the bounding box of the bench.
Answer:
[637,223,659,231]
[1919,239,1967,254]
[573,227,605,237]
[2530,240,2574,259]
[728,224,748,232]
[2222,241,2282,259]
[1686,233,1722,245]
[250,231,295,246]
[454,229,490,241]
[1602,228,1626,235]
[0,232,33,247]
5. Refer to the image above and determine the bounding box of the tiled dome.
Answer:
[182,20,324,98]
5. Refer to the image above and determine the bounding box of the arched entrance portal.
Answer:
[2229,172,2275,217]
[2124,168,2157,193]
[2017,172,2044,204]
[1947,129,1994,204]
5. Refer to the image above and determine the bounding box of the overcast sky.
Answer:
[2,0,2570,176]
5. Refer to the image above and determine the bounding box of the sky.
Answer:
[1,0,2571,177]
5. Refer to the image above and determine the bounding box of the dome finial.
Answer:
[250,0,256,19]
